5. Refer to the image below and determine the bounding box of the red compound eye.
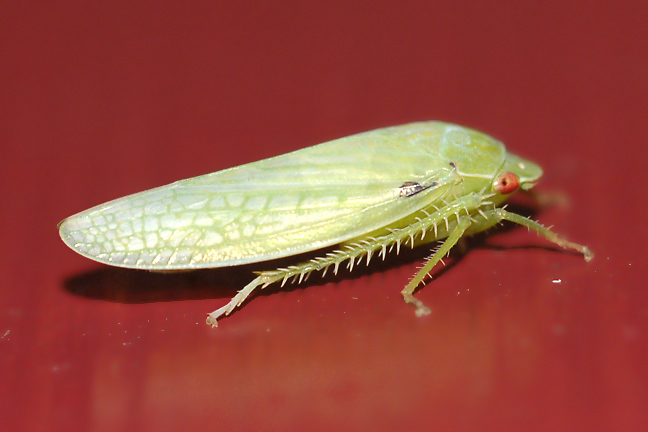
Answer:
[493,172,520,194]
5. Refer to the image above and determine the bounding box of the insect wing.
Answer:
[59,123,453,269]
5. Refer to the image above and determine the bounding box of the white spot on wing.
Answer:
[117,222,133,237]
[144,217,159,232]
[209,196,226,208]
[123,252,140,265]
[243,224,255,237]
[113,240,126,252]
[160,213,195,229]
[110,252,126,263]
[156,250,173,265]
[268,195,299,210]
[65,216,92,231]
[245,196,267,210]
[145,233,158,248]
[194,214,214,226]
[132,219,143,233]
[144,202,168,215]
[137,250,158,265]
[71,232,85,243]
[127,237,144,251]
[181,231,201,247]
[170,249,192,265]
[159,229,173,241]
[202,230,223,246]
[177,194,208,209]
[160,213,177,229]
[168,229,190,247]
[92,215,108,226]
[227,195,245,208]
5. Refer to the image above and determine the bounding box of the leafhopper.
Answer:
[59,122,593,326]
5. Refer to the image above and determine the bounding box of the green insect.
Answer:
[59,122,593,326]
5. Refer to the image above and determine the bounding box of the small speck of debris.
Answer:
[2,330,10,339]
[552,279,562,284]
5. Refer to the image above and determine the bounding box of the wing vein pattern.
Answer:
[60,123,455,269]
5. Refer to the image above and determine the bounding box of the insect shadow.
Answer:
[62,245,440,305]
[62,200,564,305]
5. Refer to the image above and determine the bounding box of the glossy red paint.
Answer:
[2,2,646,432]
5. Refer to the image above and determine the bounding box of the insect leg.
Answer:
[206,194,486,326]
[401,217,472,317]
[206,267,299,327]
[205,222,425,326]
[206,275,266,327]
[489,208,594,261]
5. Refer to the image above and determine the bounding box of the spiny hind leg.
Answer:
[401,218,471,317]
[206,273,277,327]
[206,233,393,327]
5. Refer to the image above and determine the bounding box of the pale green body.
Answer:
[59,122,592,326]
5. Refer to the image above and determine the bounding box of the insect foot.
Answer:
[402,292,433,317]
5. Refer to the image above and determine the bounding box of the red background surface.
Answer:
[2,2,647,431]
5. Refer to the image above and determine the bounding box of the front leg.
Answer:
[400,207,593,317]
[491,208,594,261]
